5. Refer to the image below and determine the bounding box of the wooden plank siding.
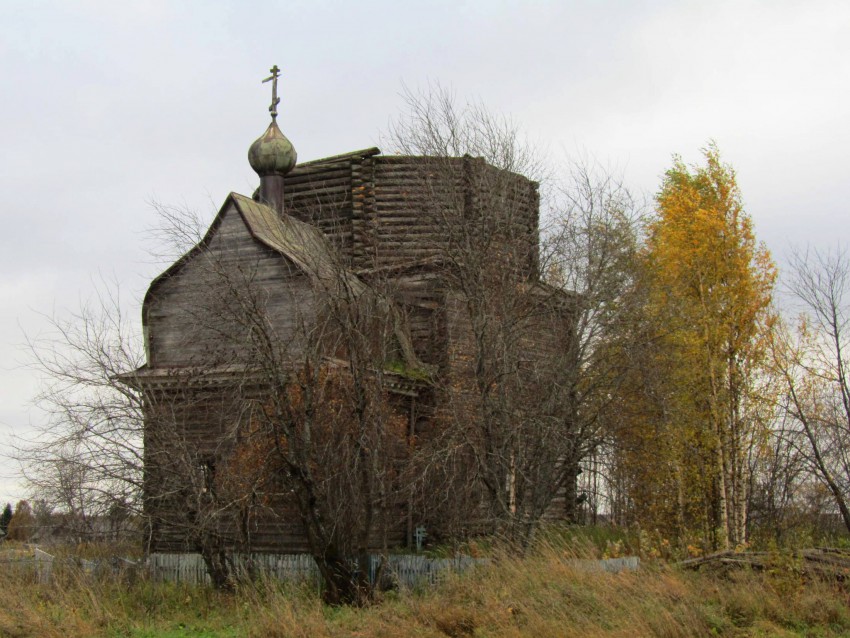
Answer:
[145,203,315,369]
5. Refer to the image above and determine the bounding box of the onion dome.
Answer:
[248,119,297,176]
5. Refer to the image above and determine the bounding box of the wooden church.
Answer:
[130,69,575,558]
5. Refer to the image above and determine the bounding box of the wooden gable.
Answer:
[143,196,315,368]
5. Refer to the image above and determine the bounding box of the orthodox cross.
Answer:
[262,65,281,120]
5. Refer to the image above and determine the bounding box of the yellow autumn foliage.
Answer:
[617,143,776,547]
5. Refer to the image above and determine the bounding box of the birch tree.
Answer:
[642,144,776,547]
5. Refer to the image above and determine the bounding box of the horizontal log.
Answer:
[295,147,380,167]
[284,184,351,197]
[287,167,352,180]
[376,156,465,166]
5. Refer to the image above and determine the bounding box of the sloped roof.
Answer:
[143,192,424,372]
[229,193,365,295]
[144,193,363,311]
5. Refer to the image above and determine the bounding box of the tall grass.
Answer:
[2,533,849,637]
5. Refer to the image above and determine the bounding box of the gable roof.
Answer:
[144,193,363,314]
[229,193,364,294]
[143,192,423,371]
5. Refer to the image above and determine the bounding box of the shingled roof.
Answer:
[230,192,364,293]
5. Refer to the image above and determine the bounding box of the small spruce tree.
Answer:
[0,503,11,536]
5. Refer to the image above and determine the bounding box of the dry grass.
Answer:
[1,536,849,637]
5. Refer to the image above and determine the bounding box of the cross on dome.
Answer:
[263,65,281,121]
[249,64,297,182]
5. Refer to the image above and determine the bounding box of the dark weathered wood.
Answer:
[294,147,380,168]
[146,204,316,368]
[142,147,570,557]
[678,548,850,582]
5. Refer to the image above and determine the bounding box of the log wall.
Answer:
[281,154,540,276]
[284,159,355,252]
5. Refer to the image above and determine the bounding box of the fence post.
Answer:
[34,548,54,584]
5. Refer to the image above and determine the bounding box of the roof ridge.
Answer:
[295,147,381,168]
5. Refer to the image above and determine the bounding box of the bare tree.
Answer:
[385,84,643,541]
[543,159,645,522]
[747,408,814,543]
[20,201,418,602]
[771,246,850,534]
[132,191,429,602]
[386,84,561,542]
[17,282,146,539]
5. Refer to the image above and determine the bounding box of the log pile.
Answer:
[679,548,850,581]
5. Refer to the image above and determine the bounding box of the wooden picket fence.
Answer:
[0,547,56,583]
[2,547,638,588]
[147,552,488,588]
[0,547,139,584]
[147,552,317,586]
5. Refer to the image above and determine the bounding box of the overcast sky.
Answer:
[2,0,848,505]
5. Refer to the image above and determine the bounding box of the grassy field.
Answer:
[2,535,849,637]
